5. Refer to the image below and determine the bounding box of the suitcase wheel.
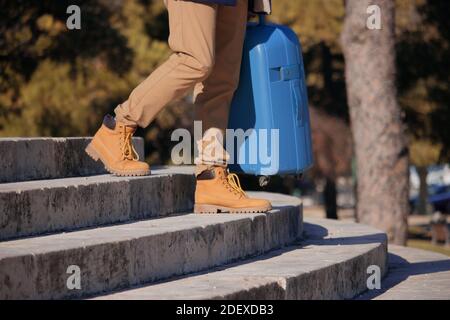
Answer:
[258,175,270,187]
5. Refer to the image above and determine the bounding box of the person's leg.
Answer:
[193,0,248,174]
[194,0,247,134]
[193,0,272,214]
[115,0,218,128]
[87,0,218,176]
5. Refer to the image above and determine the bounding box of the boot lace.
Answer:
[227,173,247,198]
[122,130,139,161]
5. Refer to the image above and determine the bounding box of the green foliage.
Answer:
[396,0,450,164]
[0,0,178,162]
[272,0,450,165]
[0,0,448,166]
[271,0,348,119]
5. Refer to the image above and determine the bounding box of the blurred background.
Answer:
[0,0,449,254]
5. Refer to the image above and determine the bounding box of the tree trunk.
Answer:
[324,178,338,220]
[417,166,428,215]
[341,0,409,245]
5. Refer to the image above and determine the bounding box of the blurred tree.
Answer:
[0,0,183,163]
[268,0,352,214]
[410,139,441,214]
[341,0,409,245]
[396,0,450,214]
[0,0,134,136]
[396,0,450,161]
[309,107,353,219]
[1,0,448,184]
[271,0,348,120]
[270,0,448,210]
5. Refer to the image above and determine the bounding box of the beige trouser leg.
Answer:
[114,0,248,173]
[115,0,218,127]
[194,0,248,173]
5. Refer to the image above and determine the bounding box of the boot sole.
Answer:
[194,204,272,214]
[85,142,151,177]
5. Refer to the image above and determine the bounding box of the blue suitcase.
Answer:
[228,16,313,183]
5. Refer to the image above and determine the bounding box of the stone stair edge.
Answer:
[0,166,197,241]
[0,192,303,299]
[0,136,145,183]
[0,166,196,191]
[0,191,302,250]
[91,217,388,300]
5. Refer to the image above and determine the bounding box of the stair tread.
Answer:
[0,213,265,257]
[0,166,193,192]
[0,166,196,241]
[91,218,387,300]
[357,245,450,300]
[0,137,145,183]
[0,192,302,299]
[0,192,300,257]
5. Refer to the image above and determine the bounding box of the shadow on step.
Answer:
[302,222,387,246]
[355,253,450,299]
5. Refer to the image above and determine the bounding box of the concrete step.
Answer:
[0,137,144,183]
[0,167,195,241]
[92,218,388,300]
[0,192,302,299]
[356,245,450,300]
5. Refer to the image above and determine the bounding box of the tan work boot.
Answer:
[85,115,150,176]
[194,166,272,214]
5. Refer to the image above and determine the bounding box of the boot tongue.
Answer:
[103,115,117,130]
[103,115,136,134]
[214,166,227,180]
[123,125,136,134]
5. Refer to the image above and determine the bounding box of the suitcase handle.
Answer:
[292,80,303,125]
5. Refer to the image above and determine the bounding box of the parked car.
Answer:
[410,165,450,191]
[410,184,450,214]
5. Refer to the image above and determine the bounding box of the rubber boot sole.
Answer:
[194,203,272,214]
[85,142,151,177]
